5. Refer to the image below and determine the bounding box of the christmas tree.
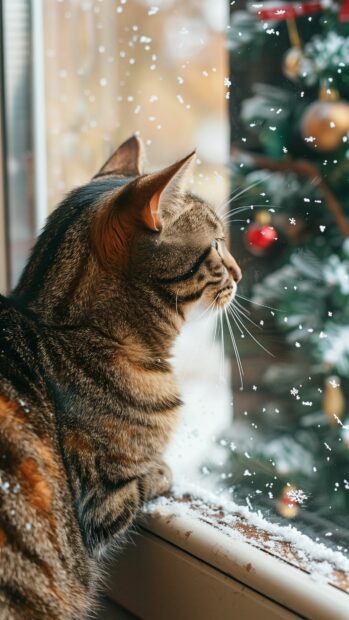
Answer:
[218,1,349,542]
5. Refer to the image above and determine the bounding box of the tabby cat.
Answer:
[0,136,241,619]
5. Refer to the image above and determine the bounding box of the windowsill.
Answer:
[103,490,349,620]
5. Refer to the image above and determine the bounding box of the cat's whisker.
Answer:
[219,175,271,214]
[224,308,244,389]
[236,293,281,313]
[229,306,274,357]
[223,219,249,223]
[233,299,251,315]
[212,309,218,344]
[219,309,226,381]
[221,204,281,223]
[196,297,216,322]
[217,182,248,208]
[216,183,245,214]
[229,312,244,338]
[231,302,262,330]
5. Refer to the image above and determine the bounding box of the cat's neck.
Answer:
[13,261,184,362]
[88,280,183,362]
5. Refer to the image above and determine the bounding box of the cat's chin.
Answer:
[214,284,236,308]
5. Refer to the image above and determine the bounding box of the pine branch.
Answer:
[232,149,349,238]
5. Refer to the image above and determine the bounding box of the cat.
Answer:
[0,135,241,619]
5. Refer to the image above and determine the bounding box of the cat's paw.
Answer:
[153,461,173,497]
[143,460,173,501]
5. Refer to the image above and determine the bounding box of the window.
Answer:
[2,1,349,617]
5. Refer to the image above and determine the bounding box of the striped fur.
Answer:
[0,137,241,618]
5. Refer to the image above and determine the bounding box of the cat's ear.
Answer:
[94,135,144,178]
[92,151,196,267]
[136,150,196,232]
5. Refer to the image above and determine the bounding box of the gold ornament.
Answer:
[323,375,346,426]
[276,484,300,519]
[301,85,349,152]
[255,210,272,225]
[283,47,304,80]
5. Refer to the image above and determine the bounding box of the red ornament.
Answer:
[245,222,279,256]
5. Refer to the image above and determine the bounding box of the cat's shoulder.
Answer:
[0,294,37,339]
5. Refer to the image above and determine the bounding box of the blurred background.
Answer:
[1,0,349,557]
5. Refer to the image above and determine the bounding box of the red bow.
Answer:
[341,0,349,20]
[255,1,349,23]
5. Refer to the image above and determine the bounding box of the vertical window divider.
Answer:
[0,2,9,293]
[31,0,47,235]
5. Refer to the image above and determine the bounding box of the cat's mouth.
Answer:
[214,284,236,308]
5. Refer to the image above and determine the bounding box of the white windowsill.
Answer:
[103,498,349,620]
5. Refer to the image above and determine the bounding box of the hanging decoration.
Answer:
[322,375,346,425]
[282,17,306,80]
[300,83,349,151]
[255,1,349,23]
[244,211,279,256]
[276,484,301,519]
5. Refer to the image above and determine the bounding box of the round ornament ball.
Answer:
[276,485,300,519]
[283,47,303,80]
[244,212,279,256]
[301,100,349,151]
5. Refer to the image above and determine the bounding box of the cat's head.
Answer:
[14,136,241,334]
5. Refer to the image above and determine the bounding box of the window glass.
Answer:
[43,0,229,210]
[197,2,349,556]
[2,0,35,287]
[20,0,349,568]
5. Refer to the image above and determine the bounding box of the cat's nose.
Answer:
[224,253,242,283]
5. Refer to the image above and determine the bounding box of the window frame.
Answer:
[5,3,349,617]
[0,5,8,294]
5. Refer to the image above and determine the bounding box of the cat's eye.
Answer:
[211,239,219,251]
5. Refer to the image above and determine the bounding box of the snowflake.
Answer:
[224,77,232,88]
[148,6,159,16]
[329,378,339,388]
[286,489,308,504]
[289,217,296,225]
[290,387,299,396]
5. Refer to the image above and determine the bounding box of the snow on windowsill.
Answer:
[145,480,349,596]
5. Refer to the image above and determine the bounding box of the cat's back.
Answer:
[0,294,93,619]
[0,294,43,398]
